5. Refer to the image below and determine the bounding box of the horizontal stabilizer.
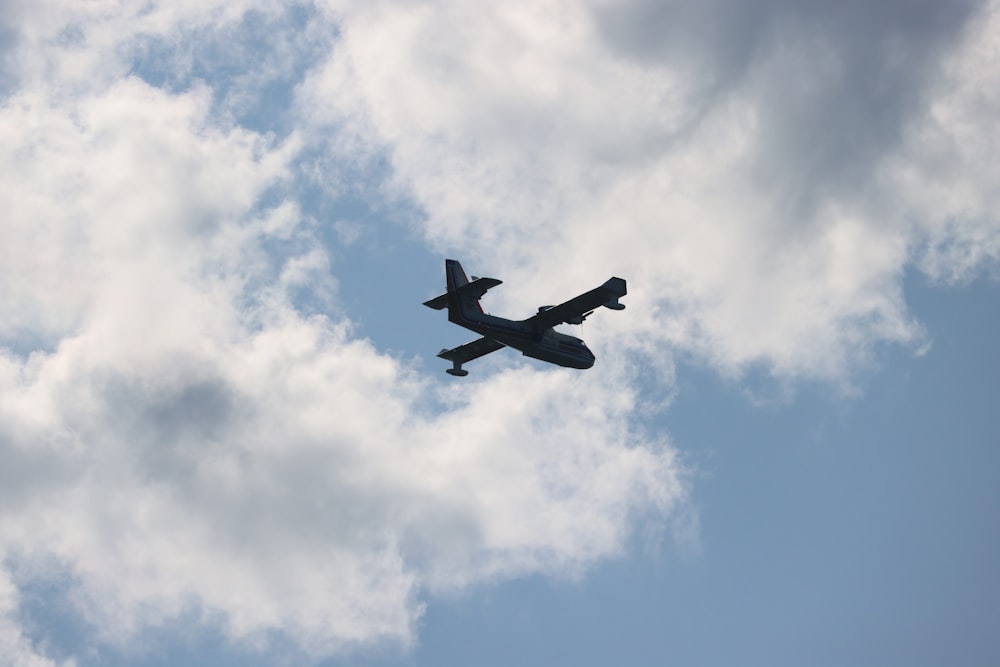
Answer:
[423,293,449,310]
[424,276,503,311]
[458,276,502,299]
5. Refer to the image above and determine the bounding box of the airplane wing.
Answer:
[436,337,506,376]
[529,277,627,331]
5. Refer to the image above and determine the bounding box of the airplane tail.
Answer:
[423,259,499,324]
[445,259,485,321]
[444,259,471,293]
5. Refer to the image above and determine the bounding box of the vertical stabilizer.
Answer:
[445,259,470,291]
[445,259,485,322]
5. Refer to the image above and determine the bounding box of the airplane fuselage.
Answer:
[450,305,596,370]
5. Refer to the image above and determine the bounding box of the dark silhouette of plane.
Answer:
[424,259,627,376]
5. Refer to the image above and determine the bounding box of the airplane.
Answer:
[424,259,627,376]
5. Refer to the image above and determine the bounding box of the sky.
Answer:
[0,1,998,665]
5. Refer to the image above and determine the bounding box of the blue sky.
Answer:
[1,2,999,666]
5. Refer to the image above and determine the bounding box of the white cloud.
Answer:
[307,0,999,383]
[3,0,269,93]
[4,0,997,661]
[1,309,681,655]
[0,2,686,661]
[0,77,294,348]
[0,569,71,667]
[885,1,1000,283]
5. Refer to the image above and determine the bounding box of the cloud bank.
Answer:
[1,0,998,663]
[313,0,999,379]
[1,2,682,663]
